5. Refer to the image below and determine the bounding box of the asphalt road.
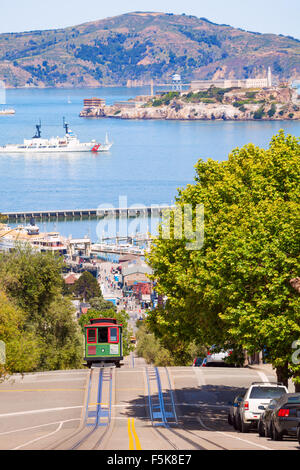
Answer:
[0,357,299,451]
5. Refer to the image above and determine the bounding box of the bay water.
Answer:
[0,86,299,241]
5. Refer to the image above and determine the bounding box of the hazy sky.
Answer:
[0,0,299,39]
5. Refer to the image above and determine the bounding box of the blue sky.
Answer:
[0,0,299,39]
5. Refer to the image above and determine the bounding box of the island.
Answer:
[80,85,300,121]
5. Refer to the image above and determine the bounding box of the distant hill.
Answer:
[0,11,299,88]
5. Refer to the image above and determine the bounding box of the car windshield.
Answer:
[249,386,286,399]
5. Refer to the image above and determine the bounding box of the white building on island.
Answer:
[190,67,272,91]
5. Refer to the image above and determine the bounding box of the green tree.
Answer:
[0,290,40,375]
[0,245,63,326]
[72,271,101,301]
[89,296,117,312]
[37,296,83,370]
[267,103,276,118]
[147,131,300,387]
[0,247,84,372]
[135,322,175,366]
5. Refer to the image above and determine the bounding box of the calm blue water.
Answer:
[0,87,299,240]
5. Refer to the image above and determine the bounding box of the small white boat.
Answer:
[0,119,112,153]
[0,108,15,115]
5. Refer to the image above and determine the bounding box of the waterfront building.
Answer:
[190,68,272,91]
[113,101,139,109]
[83,97,105,108]
[79,97,106,117]
[121,260,153,287]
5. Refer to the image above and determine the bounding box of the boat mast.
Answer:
[33,120,41,139]
[63,117,69,135]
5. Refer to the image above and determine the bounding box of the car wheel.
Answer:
[241,420,251,433]
[271,422,283,441]
[258,421,265,437]
[233,416,237,430]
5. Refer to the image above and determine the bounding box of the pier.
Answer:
[3,205,175,221]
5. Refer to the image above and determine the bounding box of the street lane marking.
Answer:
[128,418,142,450]
[131,418,142,450]
[0,419,79,436]
[116,388,144,391]
[88,403,108,406]
[0,388,84,392]
[194,368,206,387]
[0,405,83,418]
[12,422,64,450]
[128,418,135,450]
[257,371,270,383]
[196,417,273,450]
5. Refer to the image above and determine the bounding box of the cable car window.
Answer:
[109,327,118,342]
[98,327,108,343]
[87,328,96,343]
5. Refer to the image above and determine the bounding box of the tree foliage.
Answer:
[147,131,300,385]
[72,271,101,301]
[0,247,83,375]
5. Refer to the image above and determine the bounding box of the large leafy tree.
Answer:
[72,271,101,301]
[0,246,83,373]
[147,131,300,387]
[0,290,40,375]
[0,245,63,326]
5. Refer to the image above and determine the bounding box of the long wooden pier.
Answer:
[3,205,174,221]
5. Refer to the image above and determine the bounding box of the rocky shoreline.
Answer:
[80,86,300,121]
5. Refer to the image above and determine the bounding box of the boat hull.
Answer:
[0,143,112,153]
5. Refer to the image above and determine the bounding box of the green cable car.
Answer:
[84,318,123,368]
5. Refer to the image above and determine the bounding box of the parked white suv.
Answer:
[238,382,288,433]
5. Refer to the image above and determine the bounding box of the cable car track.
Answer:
[48,366,114,450]
[71,366,113,450]
[145,366,227,450]
[49,365,228,450]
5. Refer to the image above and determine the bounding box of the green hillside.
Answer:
[0,11,299,87]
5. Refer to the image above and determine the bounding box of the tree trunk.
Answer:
[293,371,300,392]
[295,382,300,392]
[276,363,289,388]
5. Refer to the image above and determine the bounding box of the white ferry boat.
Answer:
[0,119,112,153]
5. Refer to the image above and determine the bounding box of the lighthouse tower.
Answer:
[267,67,272,87]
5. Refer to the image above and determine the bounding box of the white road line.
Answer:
[0,419,79,436]
[9,370,88,379]
[256,371,271,383]
[194,368,206,387]
[12,422,64,450]
[0,405,83,418]
[196,417,272,450]
[215,431,273,450]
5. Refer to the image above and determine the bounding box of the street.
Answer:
[0,358,299,451]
